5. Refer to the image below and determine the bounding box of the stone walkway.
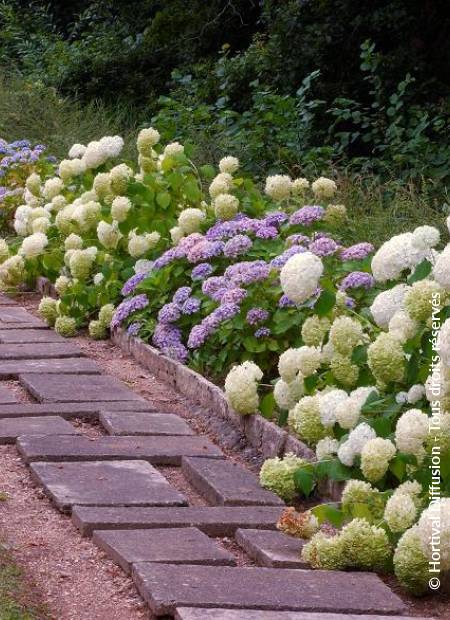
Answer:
[0,295,428,619]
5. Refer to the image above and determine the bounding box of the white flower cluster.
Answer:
[128,230,160,258]
[280,252,323,304]
[337,422,376,467]
[371,231,431,283]
[224,361,263,415]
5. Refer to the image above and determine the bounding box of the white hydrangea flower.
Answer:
[264,174,292,201]
[23,188,41,207]
[370,284,410,328]
[278,348,302,383]
[93,273,104,286]
[371,233,426,283]
[316,437,339,461]
[280,252,323,304]
[97,220,122,250]
[292,178,309,194]
[111,196,132,222]
[31,217,50,234]
[214,193,239,220]
[137,127,160,156]
[163,141,184,157]
[170,226,184,245]
[42,177,64,200]
[273,376,304,410]
[347,422,377,455]
[337,441,355,467]
[396,391,409,404]
[209,172,233,198]
[58,158,86,181]
[318,389,348,427]
[64,233,83,251]
[128,231,160,258]
[417,498,450,570]
[225,361,263,415]
[178,208,205,234]
[13,219,29,236]
[55,275,71,295]
[407,384,425,404]
[99,135,124,158]
[360,437,396,482]
[68,143,86,158]
[388,310,418,343]
[19,232,48,257]
[25,173,41,197]
[81,141,109,169]
[219,156,239,174]
[311,176,336,199]
[51,195,67,211]
[395,409,429,456]
[134,259,153,274]
[432,244,450,290]
[384,492,417,532]
[109,163,133,194]
[412,225,440,251]
[438,318,450,368]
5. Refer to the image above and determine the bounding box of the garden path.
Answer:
[0,294,433,619]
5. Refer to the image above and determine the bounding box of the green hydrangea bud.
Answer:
[367,333,405,384]
[98,303,115,328]
[340,518,392,571]
[330,353,359,387]
[394,526,429,594]
[54,316,77,338]
[301,532,346,570]
[301,315,330,347]
[38,296,58,326]
[404,280,444,322]
[88,319,107,340]
[288,396,329,446]
[259,454,306,501]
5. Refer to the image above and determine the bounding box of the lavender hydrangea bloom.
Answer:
[187,240,224,263]
[340,242,375,261]
[173,286,192,305]
[153,248,180,270]
[191,263,213,281]
[262,211,288,227]
[221,287,247,304]
[206,214,255,240]
[181,297,201,315]
[121,272,147,296]
[127,322,142,336]
[255,327,271,338]
[153,323,182,348]
[286,233,310,246]
[223,234,253,258]
[187,324,210,349]
[111,294,149,329]
[246,307,269,325]
[278,294,296,308]
[308,236,340,257]
[202,276,229,298]
[255,226,278,239]
[339,271,375,291]
[289,205,324,226]
[161,343,188,363]
[187,303,240,349]
[177,233,204,253]
[270,245,305,269]
[345,297,356,309]
[224,260,270,286]
[157,302,181,324]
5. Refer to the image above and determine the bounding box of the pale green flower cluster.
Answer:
[259,453,306,501]
[224,361,263,415]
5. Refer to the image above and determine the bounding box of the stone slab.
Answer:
[0,343,83,359]
[0,307,45,326]
[17,434,223,465]
[235,529,307,568]
[132,564,406,616]
[30,460,187,512]
[182,457,283,506]
[0,329,66,343]
[0,401,155,420]
[0,295,17,306]
[175,610,431,620]
[0,323,49,330]
[0,416,78,444]
[100,411,194,436]
[0,385,18,404]
[0,358,100,377]
[93,527,235,574]
[72,505,284,537]
[19,373,144,402]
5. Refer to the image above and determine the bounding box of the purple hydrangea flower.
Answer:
[202,276,229,299]
[339,271,375,291]
[224,260,270,286]
[127,322,142,336]
[221,287,247,304]
[308,236,340,257]
[187,240,224,263]
[153,323,182,348]
[173,286,192,305]
[286,233,310,246]
[278,294,296,308]
[121,272,147,296]
[181,297,201,315]
[223,234,253,258]
[153,248,179,270]
[157,302,181,324]
[111,294,149,329]
[161,342,188,363]
[187,324,210,349]
[255,327,271,338]
[191,263,213,281]
[345,297,356,309]
[262,211,288,227]
[289,205,324,226]
[270,245,305,269]
[255,226,278,239]
[340,242,375,261]
[246,307,269,325]
[177,233,204,253]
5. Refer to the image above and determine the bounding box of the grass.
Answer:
[0,537,51,620]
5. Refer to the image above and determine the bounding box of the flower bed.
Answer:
[1,128,448,595]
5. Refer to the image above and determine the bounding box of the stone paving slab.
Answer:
[0,329,66,343]
[175,610,432,620]
[0,295,17,306]
[19,373,144,402]
[0,343,83,359]
[0,385,18,404]
[0,416,78,444]
[17,434,224,465]
[0,322,49,330]
[72,505,284,537]
[132,564,406,616]
[182,457,283,506]
[30,460,187,512]
[100,411,195,436]
[235,529,307,568]
[0,307,46,326]
[0,401,155,420]
[93,527,235,574]
[0,358,100,377]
